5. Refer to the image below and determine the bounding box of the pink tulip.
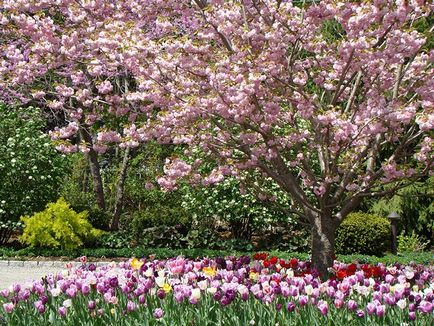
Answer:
[317,300,328,315]
[3,302,14,313]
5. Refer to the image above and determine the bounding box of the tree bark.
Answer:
[80,128,106,211]
[110,147,130,230]
[310,213,338,279]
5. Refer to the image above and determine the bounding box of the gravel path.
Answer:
[0,265,65,289]
[0,261,110,289]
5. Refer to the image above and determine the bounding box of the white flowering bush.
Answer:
[0,104,67,226]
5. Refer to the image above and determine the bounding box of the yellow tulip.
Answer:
[163,283,172,293]
[203,266,216,277]
[131,257,144,270]
[249,271,259,281]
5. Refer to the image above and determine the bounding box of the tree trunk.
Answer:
[80,128,106,211]
[310,214,338,279]
[110,147,130,230]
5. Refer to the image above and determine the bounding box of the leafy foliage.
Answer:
[129,191,190,240]
[20,198,103,250]
[0,105,67,222]
[0,221,23,245]
[397,231,429,253]
[335,212,390,256]
[94,231,133,249]
[181,176,299,240]
[368,177,434,248]
[60,154,95,209]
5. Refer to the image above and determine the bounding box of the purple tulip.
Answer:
[189,296,199,305]
[88,300,96,310]
[19,290,30,301]
[34,300,45,314]
[326,286,335,298]
[126,300,136,312]
[418,300,433,314]
[394,289,404,300]
[375,305,386,317]
[298,295,308,306]
[109,277,119,288]
[366,302,376,315]
[287,302,296,312]
[317,300,328,315]
[373,291,382,301]
[153,308,164,319]
[0,289,9,298]
[335,290,345,300]
[347,300,358,311]
[220,296,231,306]
[213,291,223,301]
[408,303,416,312]
[384,293,396,306]
[379,284,389,293]
[81,284,91,295]
[289,286,299,297]
[12,284,21,293]
[334,299,344,309]
[3,302,14,313]
[272,286,281,296]
[409,311,416,321]
[58,306,67,317]
[385,275,394,284]
[226,289,236,300]
[40,295,49,305]
[356,309,365,318]
[66,286,77,298]
[157,288,166,299]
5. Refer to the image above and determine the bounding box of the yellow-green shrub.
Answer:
[335,212,390,256]
[20,198,103,250]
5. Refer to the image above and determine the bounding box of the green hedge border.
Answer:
[0,247,432,265]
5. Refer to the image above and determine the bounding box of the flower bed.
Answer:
[0,254,433,325]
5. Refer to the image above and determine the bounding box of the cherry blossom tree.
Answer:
[1,0,433,276]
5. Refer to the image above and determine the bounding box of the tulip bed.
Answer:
[0,254,433,325]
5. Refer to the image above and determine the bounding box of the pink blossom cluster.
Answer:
[157,158,192,190]
[0,0,433,220]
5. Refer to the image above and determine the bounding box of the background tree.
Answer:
[367,176,433,247]
[1,0,433,276]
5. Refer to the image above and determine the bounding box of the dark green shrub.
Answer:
[95,231,133,249]
[367,176,433,249]
[60,154,112,230]
[130,202,190,240]
[256,225,311,253]
[335,212,390,256]
[0,221,23,245]
[135,225,186,249]
[85,208,111,231]
[184,229,224,250]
